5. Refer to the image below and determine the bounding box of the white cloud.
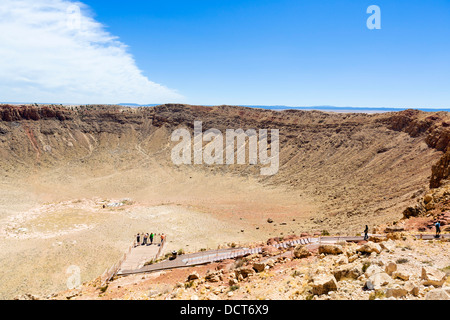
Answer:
[0,0,184,104]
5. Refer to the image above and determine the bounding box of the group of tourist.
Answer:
[135,232,165,246]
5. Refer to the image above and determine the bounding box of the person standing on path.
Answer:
[143,233,148,245]
[364,225,369,241]
[435,221,441,238]
[136,233,141,246]
[150,233,154,245]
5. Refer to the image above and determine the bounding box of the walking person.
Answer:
[364,225,369,241]
[150,233,154,245]
[435,221,441,238]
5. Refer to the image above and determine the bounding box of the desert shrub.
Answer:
[441,266,450,276]
[229,285,240,292]
[369,290,386,300]
[362,262,371,273]
[422,260,433,266]
[291,270,302,277]
[144,260,154,266]
[396,258,409,264]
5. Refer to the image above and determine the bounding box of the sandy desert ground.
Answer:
[0,167,321,299]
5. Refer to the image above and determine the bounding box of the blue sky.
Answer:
[1,0,450,108]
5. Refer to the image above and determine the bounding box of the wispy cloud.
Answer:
[0,0,184,104]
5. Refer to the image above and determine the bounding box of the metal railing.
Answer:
[181,247,263,266]
[100,241,136,286]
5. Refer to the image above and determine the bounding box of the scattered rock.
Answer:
[366,272,392,290]
[365,264,384,278]
[392,270,411,281]
[404,281,420,297]
[311,274,338,296]
[421,267,447,287]
[14,294,41,300]
[425,288,450,300]
[229,279,238,286]
[333,262,362,281]
[293,245,312,259]
[235,267,255,279]
[253,262,267,273]
[335,255,349,266]
[187,272,200,281]
[384,225,405,233]
[319,244,344,255]
[357,242,382,255]
[385,285,408,298]
[205,270,222,283]
[261,246,279,257]
[385,262,397,276]
[380,240,396,253]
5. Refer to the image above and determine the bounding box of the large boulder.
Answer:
[357,242,382,255]
[404,281,420,297]
[318,244,344,255]
[385,262,397,276]
[333,262,362,281]
[392,269,411,281]
[252,262,267,273]
[380,240,396,253]
[421,267,447,287]
[365,272,392,290]
[293,245,312,259]
[365,264,384,278]
[385,285,408,298]
[311,274,338,296]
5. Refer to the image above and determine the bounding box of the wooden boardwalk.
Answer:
[118,244,161,272]
[118,237,316,276]
[115,233,449,278]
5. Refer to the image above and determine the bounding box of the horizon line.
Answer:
[1,102,450,112]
